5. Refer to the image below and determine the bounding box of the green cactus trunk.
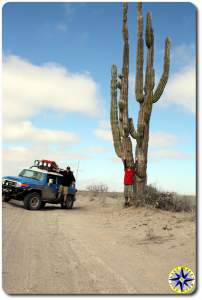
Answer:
[135,119,149,198]
[110,2,170,204]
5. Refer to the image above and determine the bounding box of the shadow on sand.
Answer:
[3,199,87,212]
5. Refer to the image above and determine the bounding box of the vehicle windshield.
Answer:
[19,169,44,181]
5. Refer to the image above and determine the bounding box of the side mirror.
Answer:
[48,178,54,185]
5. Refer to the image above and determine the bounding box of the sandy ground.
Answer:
[2,192,196,294]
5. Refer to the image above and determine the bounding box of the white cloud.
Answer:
[56,23,67,32]
[157,43,195,113]
[3,55,101,122]
[148,132,193,162]
[162,64,195,113]
[2,145,88,177]
[80,32,89,42]
[2,55,105,180]
[94,128,112,141]
[98,120,110,129]
[63,3,74,16]
[10,146,28,152]
[85,146,106,154]
[150,131,177,148]
[3,121,78,144]
[149,149,193,161]
[94,119,112,141]
[171,43,195,69]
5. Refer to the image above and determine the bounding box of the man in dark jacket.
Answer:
[58,166,76,204]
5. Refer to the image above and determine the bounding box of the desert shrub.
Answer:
[145,227,157,241]
[86,184,109,193]
[142,184,195,212]
[86,183,109,206]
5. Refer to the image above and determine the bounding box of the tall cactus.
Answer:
[110,2,170,202]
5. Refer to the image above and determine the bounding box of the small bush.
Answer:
[86,184,109,193]
[86,184,108,206]
[145,228,157,241]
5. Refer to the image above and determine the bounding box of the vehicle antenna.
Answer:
[76,160,80,181]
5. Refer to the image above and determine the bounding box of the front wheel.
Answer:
[24,193,42,210]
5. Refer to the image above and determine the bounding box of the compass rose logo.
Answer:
[168,266,195,294]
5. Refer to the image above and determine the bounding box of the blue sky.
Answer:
[2,2,196,194]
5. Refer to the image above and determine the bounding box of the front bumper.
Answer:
[2,185,27,200]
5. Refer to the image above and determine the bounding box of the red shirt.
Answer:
[124,168,135,185]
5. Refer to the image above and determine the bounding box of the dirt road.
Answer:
[2,194,196,294]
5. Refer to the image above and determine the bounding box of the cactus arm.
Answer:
[129,117,145,147]
[145,11,154,49]
[144,12,155,95]
[135,2,144,103]
[121,2,129,136]
[110,64,122,158]
[129,118,138,139]
[122,3,128,43]
[143,11,155,124]
[153,38,171,103]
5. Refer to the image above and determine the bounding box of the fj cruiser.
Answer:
[2,160,77,210]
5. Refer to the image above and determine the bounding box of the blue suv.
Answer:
[2,167,77,210]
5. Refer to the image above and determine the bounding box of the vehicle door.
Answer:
[42,174,58,200]
[56,175,63,188]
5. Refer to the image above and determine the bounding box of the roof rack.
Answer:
[32,159,60,173]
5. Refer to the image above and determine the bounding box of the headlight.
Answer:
[2,179,6,185]
[16,182,29,188]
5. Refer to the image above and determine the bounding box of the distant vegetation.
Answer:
[84,184,195,213]
[86,184,109,193]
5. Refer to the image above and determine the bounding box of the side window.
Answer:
[47,174,57,184]
[57,176,63,185]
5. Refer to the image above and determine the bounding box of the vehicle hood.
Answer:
[3,175,43,186]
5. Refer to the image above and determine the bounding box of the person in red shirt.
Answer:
[123,159,137,207]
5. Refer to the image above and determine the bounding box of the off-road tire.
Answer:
[2,195,11,202]
[60,202,65,209]
[24,192,42,210]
